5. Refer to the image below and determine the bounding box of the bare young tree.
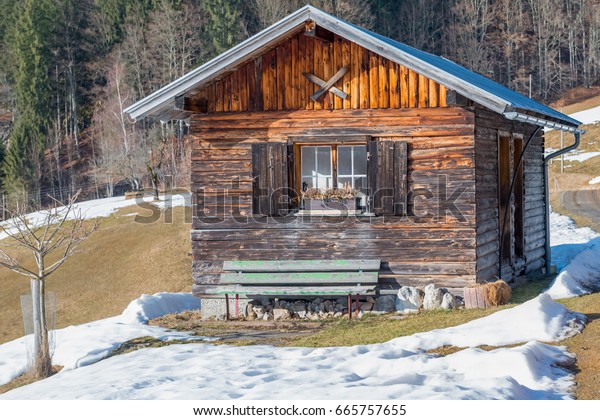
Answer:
[445,0,493,75]
[92,54,146,192]
[0,191,98,379]
[252,0,304,29]
[308,0,375,29]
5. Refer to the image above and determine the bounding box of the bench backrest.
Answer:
[222,259,381,273]
[221,259,381,286]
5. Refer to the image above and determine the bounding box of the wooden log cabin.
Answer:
[125,6,583,306]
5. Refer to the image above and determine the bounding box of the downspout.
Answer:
[503,111,583,276]
[544,131,581,274]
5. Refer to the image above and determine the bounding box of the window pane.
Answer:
[301,146,316,178]
[301,146,332,189]
[317,146,331,177]
[353,145,367,175]
[354,176,367,191]
[337,146,352,176]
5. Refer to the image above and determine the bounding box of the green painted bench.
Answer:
[205,259,381,320]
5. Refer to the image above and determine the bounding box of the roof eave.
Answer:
[126,5,579,132]
[124,6,315,120]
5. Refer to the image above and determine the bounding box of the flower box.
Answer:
[304,198,358,211]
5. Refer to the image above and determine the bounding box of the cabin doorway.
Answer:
[498,132,525,268]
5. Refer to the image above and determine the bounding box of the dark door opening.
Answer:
[498,133,512,264]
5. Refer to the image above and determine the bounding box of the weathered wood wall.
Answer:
[191,32,448,112]
[474,107,546,282]
[190,108,478,295]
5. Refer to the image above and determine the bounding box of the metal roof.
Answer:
[124,5,581,129]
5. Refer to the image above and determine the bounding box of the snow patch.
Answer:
[389,294,585,351]
[0,293,207,386]
[120,292,200,324]
[550,211,599,271]
[563,151,600,162]
[0,340,574,400]
[569,105,600,125]
[589,176,600,185]
[547,244,600,299]
[0,194,190,241]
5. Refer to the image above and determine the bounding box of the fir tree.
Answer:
[203,0,243,55]
[3,0,55,196]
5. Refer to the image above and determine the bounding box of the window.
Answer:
[251,139,407,217]
[300,144,367,192]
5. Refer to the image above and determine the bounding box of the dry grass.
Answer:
[284,307,504,348]
[546,120,600,152]
[559,293,600,400]
[550,87,600,113]
[0,205,192,345]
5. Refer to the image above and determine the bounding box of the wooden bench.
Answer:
[204,259,381,320]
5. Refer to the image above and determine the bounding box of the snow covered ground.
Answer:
[0,193,190,241]
[0,197,598,399]
[0,292,585,400]
[569,104,600,125]
[562,151,600,162]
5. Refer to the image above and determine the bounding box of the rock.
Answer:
[273,308,291,321]
[395,286,424,314]
[246,303,257,320]
[333,311,343,318]
[423,284,443,310]
[373,295,396,312]
[360,302,374,312]
[291,301,306,313]
[296,310,307,319]
[441,292,457,310]
[262,312,273,321]
[366,296,376,303]
[324,300,335,312]
[309,312,320,321]
[253,306,265,318]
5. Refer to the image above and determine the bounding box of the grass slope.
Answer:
[0,205,192,345]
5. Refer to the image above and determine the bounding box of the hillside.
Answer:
[545,98,600,231]
[0,199,191,345]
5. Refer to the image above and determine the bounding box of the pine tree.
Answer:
[203,0,243,55]
[3,0,55,196]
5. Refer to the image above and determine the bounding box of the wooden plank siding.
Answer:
[190,32,447,113]
[473,107,546,283]
[190,107,477,294]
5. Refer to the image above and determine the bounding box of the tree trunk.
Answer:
[30,278,51,379]
[148,164,160,200]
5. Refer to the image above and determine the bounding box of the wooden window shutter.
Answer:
[368,140,408,216]
[252,142,289,216]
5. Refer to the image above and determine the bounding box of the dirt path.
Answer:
[149,314,324,346]
[561,190,600,226]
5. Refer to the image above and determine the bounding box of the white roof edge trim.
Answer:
[124,5,316,120]
[126,4,574,129]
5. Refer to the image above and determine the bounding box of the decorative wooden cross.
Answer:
[303,66,348,101]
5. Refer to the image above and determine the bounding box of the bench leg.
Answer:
[235,294,239,318]
[355,294,360,318]
[347,294,352,319]
[225,294,230,321]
